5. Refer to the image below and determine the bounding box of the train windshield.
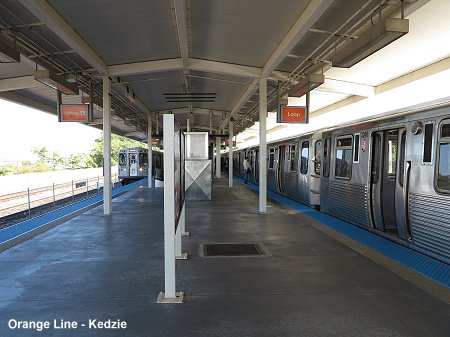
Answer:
[119,153,126,165]
[139,153,148,166]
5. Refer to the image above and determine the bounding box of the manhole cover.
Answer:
[201,243,269,257]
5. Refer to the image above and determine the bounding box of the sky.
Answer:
[0,99,102,165]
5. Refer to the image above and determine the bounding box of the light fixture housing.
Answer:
[333,17,409,68]
[0,37,20,63]
[34,69,79,95]
[288,73,325,98]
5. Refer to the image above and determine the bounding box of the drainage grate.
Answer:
[202,243,268,257]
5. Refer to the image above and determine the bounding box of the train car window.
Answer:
[269,147,275,169]
[314,140,322,175]
[289,144,298,171]
[442,124,450,137]
[335,136,352,179]
[437,121,450,192]
[119,153,126,165]
[300,141,309,174]
[323,138,330,177]
[422,123,434,163]
[139,153,148,166]
[353,133,360,163]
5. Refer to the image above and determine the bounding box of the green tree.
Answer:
[32,147,50,163]
[51,151,64,170]
[67,154,84,169]
[86,133,146,168]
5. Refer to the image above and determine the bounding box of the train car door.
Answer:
[129,153,138,176]
[276,145,287,193]
[370,128,409,239]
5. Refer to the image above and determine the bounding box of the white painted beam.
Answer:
[319,78,375,97]
[18,0,108,74]
[262,0,334,76]
[189,59,262,79]
[0,76,43,92]
[109,58,183,76]
[172,0,189,64]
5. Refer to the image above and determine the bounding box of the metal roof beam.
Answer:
[262,0,334,77]
[0,76,43,92]
[109,58,183,76]
[18,0,108,74]
[188,59,262,79]
[154,107,230,117]
[319,78,375,97]
[172,0,189,65]
[108,58,264,79]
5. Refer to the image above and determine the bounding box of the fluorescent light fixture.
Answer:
[34,69,79,95]
[289,73,325,98]
[0,38,20,63]
[333,18,409,68]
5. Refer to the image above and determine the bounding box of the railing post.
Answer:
[27,188,31,217]
[52,183,56,208]
[97,175,100,194]
[72,180,74,202]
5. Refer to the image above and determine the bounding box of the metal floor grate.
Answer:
[202,243,268,257]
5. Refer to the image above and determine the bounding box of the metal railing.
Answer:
[0,174,119,218]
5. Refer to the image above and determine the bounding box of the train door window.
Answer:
[268,147,275,169]
[119,153,126,165]
[436,121,450,192]
[422,122,434,164]
[314,140,322,175]
[323,138,331,177]
[398,131,406,187]
[353,133,360,163]
[289,144,298,172]
[371,133,381,184]
[386,131,398,176]
[300,141,309,174]
[335,136,352,179]
[130,154,137,164]
[250,151,254,167]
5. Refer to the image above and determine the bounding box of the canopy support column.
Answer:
[259,78,267,213]
[147,112,153,188]
[228,119,233,187]
[103,76,112,215]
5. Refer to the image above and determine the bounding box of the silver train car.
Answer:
[233,105,450,264]
[118,147,149,184]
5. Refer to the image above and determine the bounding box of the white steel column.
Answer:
[228,119,233,187]
[147,112,153,188]
[215,135,221,178]
[103,76,112,215]
[259,78,267,213]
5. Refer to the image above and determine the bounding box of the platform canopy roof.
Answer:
[0,0,449,143]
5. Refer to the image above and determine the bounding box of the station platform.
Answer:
[0,178,449,337]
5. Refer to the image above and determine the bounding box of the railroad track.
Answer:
[0,175,118,219]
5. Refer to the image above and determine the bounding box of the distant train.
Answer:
[118,147,163,184]
[232,104,450,264]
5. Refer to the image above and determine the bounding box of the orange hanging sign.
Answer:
[278,106,308,123]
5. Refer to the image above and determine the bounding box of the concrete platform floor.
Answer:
[0,178,449,337]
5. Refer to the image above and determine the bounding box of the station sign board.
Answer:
[277,106,308,124]
[59,104,90,122]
